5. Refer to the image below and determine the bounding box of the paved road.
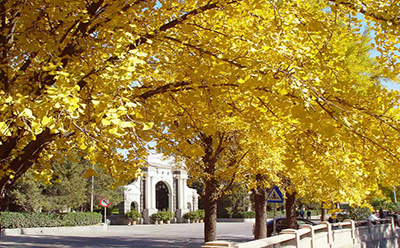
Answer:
[0,222,255,248]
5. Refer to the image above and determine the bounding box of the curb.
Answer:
[1,224,107,237]
[217,218,256,223]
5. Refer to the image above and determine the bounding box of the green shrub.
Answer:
[196,209,205,219]
[0,212,62,228]
[158,210,174,221]
[0,212,24,228]
[61,212,102,226]
[150,212,163,222]
[183,211,198,220]
[233,211,255,218]
[0,212,102,229]
[125,210,142,220]
[150,210,174,222]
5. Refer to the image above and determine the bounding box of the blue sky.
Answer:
[355,13,400,93]
[382,81,400,92]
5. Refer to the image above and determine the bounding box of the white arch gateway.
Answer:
[121,153,199,223]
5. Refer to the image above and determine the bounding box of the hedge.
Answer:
[232,211,256,218]
[0,212,102,229]
[60,212,102,227]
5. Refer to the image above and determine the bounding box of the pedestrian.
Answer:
[307,209,311,219]
[379,208,386,219]
[368,211,379,225]
[300,209,305,218]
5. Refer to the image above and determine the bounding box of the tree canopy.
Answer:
[7,150,122,213]
[0,0,400,242]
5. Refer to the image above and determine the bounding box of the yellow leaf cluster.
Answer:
[0,0,399,209]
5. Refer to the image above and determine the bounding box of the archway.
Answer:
[131,201,138,211]
[156,181,169,210]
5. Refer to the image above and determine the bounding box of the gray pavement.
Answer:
[0,222,255,248]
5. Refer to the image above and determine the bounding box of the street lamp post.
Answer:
[90,164,94,212]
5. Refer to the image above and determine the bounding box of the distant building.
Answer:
[120,154,199,223]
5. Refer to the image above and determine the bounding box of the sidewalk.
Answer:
[1,224,107,236]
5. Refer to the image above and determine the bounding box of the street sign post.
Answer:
[267,186,284,203]
[267,187,284,236]
[100,198,111,224]
[100,198,110,207]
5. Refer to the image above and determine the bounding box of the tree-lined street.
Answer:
[1,0,400,243]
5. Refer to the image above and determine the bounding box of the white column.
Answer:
[145,177,151,209]
[182,178,186,209]
[178,177,183,209]
[150,177,156,209]
[170,180,174,212]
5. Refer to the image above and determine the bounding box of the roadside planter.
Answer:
[197,210,205,223]
[184,211,199,223]
[125,210,142,225]
[151,210,175,224]
[150,212,163,224]
[160,210,175,224]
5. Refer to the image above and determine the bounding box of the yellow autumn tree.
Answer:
[1,0,400,243]
[0,0,250,209]
[245,25,400,235]
[136,1,400,241]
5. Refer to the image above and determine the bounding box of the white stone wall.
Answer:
[123,179,141,214]
[122,153,199,223]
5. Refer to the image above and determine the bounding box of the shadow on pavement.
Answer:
[1,235,205,248]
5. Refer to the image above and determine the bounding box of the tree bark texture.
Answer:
[0,128,56,210]
[201,134,219,242]
[285,190,298,229]
[320,202,328,221]
[252,174,268,239]
[204,180,218,242]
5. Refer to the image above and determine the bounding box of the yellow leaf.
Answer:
[79,143,87,150]
[238,78,246,84]
[65,97,79,105]
[42,116,53,126]
[136,112,143,118]
[42,64,57,71]
[0,122,11,136]
[111,118,122,125]
[83,168,98,178]
[109,127,119,134]
[101,119,111,126]
[120,121,136,128]
[142,122,154,130]
[24,108,34,118]
[278,88,288,95]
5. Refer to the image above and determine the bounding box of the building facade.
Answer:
[120,154,199,223]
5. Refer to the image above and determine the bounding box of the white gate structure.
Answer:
[203,218,400,248]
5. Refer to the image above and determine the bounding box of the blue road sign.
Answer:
[267,186,284,203]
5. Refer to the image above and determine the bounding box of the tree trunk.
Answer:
[320,202,327,221]
[0,128,56,210]
[285,190,298,229]
[204,182,218,242]
[252,186,268,239]
[201,134,220,243]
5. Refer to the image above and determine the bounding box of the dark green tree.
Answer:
[7,151,122,212]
